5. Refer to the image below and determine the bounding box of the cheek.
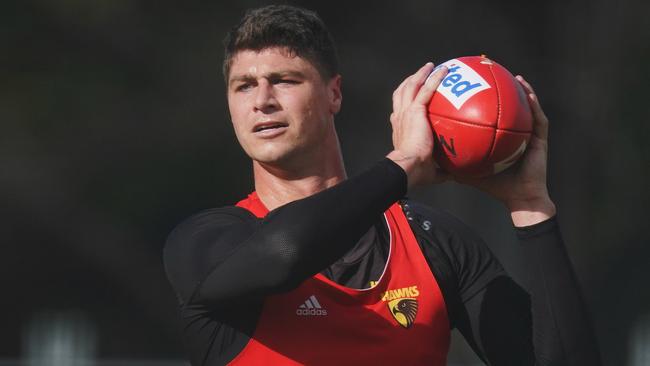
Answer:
[307,94,331,129]
[228,114,251,151]
[295,91,328,124]
[228,97,248,132]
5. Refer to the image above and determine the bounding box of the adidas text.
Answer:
[296,308,328,316]
[296,295,328,316]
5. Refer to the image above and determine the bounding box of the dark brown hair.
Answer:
[222,5,339,83]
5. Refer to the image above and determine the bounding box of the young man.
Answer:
[163,5,601,365]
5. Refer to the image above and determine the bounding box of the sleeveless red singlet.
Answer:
[232,192,450,365]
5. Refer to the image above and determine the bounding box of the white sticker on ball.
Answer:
[493,140,527,174]
[432,59,491,110]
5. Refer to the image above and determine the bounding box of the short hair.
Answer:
[222,5,339,83]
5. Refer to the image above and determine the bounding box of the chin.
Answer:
[251,146,309,168]
[250,149,292,165]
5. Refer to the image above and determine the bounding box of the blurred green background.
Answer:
[2,0,649,364]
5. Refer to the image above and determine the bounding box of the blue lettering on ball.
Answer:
[451,81,482,97]
[442,73,461,87]
[446,65,461,73]
[439,62,483,98]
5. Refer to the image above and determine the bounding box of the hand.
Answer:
[455,76,556,226]
[387,63,450,188]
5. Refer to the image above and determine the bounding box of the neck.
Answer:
[253,133,347,211]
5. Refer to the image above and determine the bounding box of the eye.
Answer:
[235,83,254,92]
[273,78,300,86]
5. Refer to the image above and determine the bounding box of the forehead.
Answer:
[228,47,320,80]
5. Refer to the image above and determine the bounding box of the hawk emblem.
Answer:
[388,298,418,329]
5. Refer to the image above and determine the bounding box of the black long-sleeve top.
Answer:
[163,158,601,365]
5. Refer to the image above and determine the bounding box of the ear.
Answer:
[327,74,342,114]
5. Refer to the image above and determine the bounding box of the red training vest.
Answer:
[232,192,450,365]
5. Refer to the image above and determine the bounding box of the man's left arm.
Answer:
[446,216,602,365]
[455,76,602,365]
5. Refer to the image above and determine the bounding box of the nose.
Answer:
[254,79,279,113]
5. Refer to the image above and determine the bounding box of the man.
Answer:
[164,5,601,365]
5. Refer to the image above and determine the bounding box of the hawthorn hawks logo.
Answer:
[381,285,420,329]
[388,298,418,328]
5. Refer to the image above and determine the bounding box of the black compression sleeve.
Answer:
[516,217,602,365]
[457,275,535,365]
[164,158,406,307]
[404,202,601,365]
[457,218,602,366]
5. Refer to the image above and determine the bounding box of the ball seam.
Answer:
[427,111,530,133]
[484,62,499,166]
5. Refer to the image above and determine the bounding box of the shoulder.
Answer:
[169,206,257,234]
[401,199,483,243]
[163,206,259,301]
[400,199,505,301]
[165,206,257,253]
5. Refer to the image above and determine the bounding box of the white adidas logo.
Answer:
[296,295,328,316]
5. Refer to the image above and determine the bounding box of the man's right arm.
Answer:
[163,158,406,307]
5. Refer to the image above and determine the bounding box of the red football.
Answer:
[428,55,533,178]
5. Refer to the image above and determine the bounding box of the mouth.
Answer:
[253,121,289,133]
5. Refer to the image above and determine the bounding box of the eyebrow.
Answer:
[229,70,307,85]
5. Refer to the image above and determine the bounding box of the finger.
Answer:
[528,93,549,141]
[515,75,536,95]
[414,65,448,105]
[392,76,410,117]
[516,75,549,141]
[401,62,435,108]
